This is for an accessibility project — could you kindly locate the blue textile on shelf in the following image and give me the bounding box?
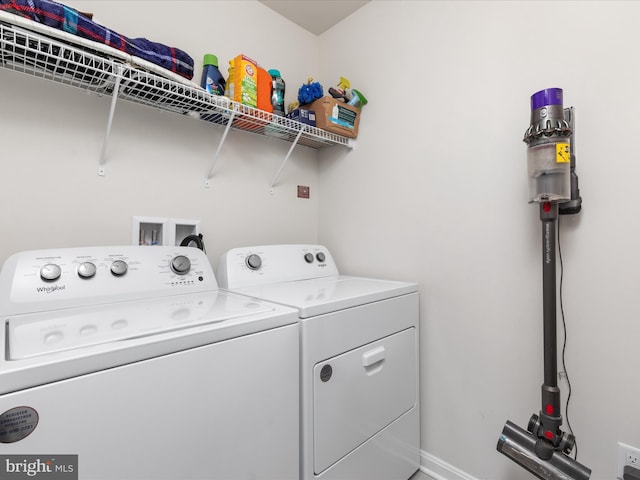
[0,0,195,79]
[61,5,77,34]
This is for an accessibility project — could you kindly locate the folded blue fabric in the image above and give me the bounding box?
[0,0,195,79]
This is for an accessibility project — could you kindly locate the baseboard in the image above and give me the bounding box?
[419,450,480,480]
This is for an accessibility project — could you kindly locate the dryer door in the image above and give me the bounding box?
[312,327,417,474]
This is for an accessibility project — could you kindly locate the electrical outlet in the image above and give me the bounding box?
[618,442,640,479]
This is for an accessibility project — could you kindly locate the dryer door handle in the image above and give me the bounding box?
[362,346,385,367]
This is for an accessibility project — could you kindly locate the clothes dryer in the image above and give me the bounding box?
[0,246,299,480]
[217,244,420,480]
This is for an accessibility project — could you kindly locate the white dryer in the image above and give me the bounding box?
[217,244,420,480]
[0,246,299,480]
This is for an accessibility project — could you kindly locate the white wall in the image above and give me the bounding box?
[4,1,640,479]
[0,0,325,267]
[318,1,640,479]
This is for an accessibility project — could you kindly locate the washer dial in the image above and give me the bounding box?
[245,254,262,270]
[77,261,97,279]
[40,263,61,281]
[170,255,191,275]
[304,253,314,263]
[110,260,128,276]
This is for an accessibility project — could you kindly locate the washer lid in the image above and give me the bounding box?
[6,290,277,360]
[0,290,299,396]
[227,275,418,318]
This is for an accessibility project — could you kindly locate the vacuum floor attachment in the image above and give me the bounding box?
[498,420,591,480]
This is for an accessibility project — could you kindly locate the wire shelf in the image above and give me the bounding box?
[0,19,352,150]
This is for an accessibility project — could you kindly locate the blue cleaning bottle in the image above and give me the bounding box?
[269,69,286,116]
[201,54,225,95]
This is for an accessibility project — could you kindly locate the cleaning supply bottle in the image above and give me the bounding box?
[224,60,233,98]
[257,66,274,113]
[225,55,259,107]
[200,54,225,95]
[269,69,286,116]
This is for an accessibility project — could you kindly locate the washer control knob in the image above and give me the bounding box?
[304,253,314,263]
[170,255,191,275]
[316,252,326,263]
[110,260,128,276]
[77,262,97,279]
[245,254,262,270]
[40,263,62,281]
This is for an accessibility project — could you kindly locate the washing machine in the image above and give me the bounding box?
[217,244,420,480]
[0,245,299,480]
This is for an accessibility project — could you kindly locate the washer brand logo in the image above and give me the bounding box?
[35,285,66,294]
[0,456,77,479]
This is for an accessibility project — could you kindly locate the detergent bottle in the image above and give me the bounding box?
[257,66,274,113]
[269,69,286,116]
[200,54,225,95]
[225,54,258,108]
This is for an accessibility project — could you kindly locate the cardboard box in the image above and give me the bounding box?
[286,107,316,127]
[304,96,360,138]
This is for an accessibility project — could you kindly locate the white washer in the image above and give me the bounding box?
[0,246,299,480]
[217,244,420,480]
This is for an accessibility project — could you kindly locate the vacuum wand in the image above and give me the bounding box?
[542,203,559,389]
[497,88,591,479]
[531,202,575,459]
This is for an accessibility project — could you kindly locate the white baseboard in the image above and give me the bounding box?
[419,450,480,480]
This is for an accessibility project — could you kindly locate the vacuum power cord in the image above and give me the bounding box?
[558,216,577,460]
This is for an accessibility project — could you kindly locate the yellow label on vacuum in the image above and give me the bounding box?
[556,143,570,163]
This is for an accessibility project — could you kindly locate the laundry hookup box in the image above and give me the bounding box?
[305,96,360,138]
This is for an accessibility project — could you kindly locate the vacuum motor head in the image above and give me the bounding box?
[524,88,573,204]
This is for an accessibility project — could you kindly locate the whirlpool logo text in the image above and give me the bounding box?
[35,285,66,294]
[0,456,77,479]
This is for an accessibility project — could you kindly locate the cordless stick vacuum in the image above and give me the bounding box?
[497,88,591,480]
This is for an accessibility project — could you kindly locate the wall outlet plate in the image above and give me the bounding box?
[297,185,310,199]
[618,442,640,479]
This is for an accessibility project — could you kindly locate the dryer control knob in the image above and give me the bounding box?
[110,260,128,276]
[77,261,97,279]
[316,252,326,263]
[40,263,62,281]
[304,253,314,263]
[170,255,191,275]
[245,254,262,270]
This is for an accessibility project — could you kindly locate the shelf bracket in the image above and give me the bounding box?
[269,125,305,190]
[204,109,237,188]
[98,64,124,176]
